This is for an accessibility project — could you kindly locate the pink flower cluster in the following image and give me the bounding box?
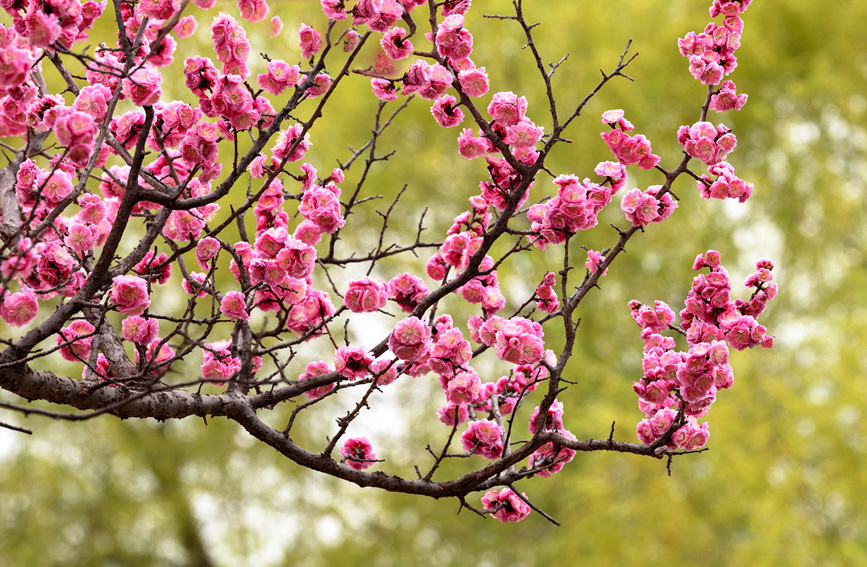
[344,276,388,313]
[54,108,98,167]
[298,23,322,59]
[350,0,402,32]
[211,13,250,78]
[678,121,737,166]
[487,91,544,161]
[428,324,472,378]
[709,80,748,112]
[334,346,374,380]
[340,437,376,470]
[585,250,608,276]
[1,0,105,50]
[401,59,452,101]
[527,172,620,249]
[122,315,159,344]
[201,339,260,385]
[387,272,428,313]
[109,275,151,316]
[435,14,473,64]
[620,185,678,227]
[461,419,503,460]
[388,316,432,361]
[299,360,336,399]
[481,488,531,523]
[535,272,560,314]
[600,109,660,170]
[682,251,776,351]
[678,1,750,85]
[697,161,753,202]
[630,251,777,449]
[529,429,577,478]
[381,26,413,61]
[257,60,300,96]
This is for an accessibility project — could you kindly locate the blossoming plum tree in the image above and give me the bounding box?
[0,0,776,523]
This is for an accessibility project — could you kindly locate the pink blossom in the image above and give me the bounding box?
[678,121,737,165]
[445,369,481,405]
[505,118,543,148]
[54,109,97,166]
[487,91,527,127]
[270,16,283,37]
[0,290,39,327]
[299,360,336,399]
[72,84,111,123]
[201,340,240,385]
[220,291,250,321]
[620,188,660,226]
[458,67,489,97]
[601,109,634,131]
[0,239,37,281]
[428,327,472,377]
[381,26,413,60]
[528,399,565,433]
[535,271,560,314]
[110,275,150,316]
[334,346,373,380]
[585,249,608,276]
[177,15,197,38]
[457,128,490,159]
[273,123,311,163]
[435,14,473,62]
[340,437,376,470]
[211,74,256,130]
[122,66,162,107]
[343,29,360,51]
[0,45,34,87]
[139,0,179,20]
[630,300,676,334]
[57,320,95,362]
[257,60,300,96]
[122,316,159,344]
[430,94,464,128]
[371,78,398,101]
[697,161,753,202]
[461,419,503,459]
[387,272,428,313]
[306,73,332,98]
[344,276,388,313]
[36,169,73,207]
[371,358,399,386]
[182,272,209,297]
[494,317,545,365]
[285,287,334,335]
[320,0,347,20]
[163,210,206,242]
[294,220,323,245]
[184,56,219,99]
[709,80,748,111]
[238,0,269,22]
[298,23,323,59]
[275,237,316,279]
[437,402,469,426]
[64,222,96,254]
[481,488,531,523]
[529,429,577,477]
[388,316,432,361]
[211,13,251,78]
[135,251,172,284]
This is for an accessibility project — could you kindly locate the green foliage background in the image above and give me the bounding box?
[2,1,867,566]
